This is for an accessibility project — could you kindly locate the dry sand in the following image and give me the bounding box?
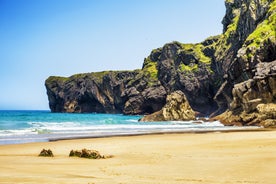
[0,131,276,184]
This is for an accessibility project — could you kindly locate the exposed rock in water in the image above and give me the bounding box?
[39,149,54,157]
[139,91,195,122]
[45,0,276,126]
[69,149,105,159]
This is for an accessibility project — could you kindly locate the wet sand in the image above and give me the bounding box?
[0,130,276,184]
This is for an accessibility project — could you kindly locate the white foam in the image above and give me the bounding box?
[0,119,261,145]
[1,120,225,136]
[126,119,139,122]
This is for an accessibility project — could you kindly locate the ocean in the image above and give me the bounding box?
[0,110,259,145]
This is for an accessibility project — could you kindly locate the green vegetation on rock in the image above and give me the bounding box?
[179,63,198,72]
[225,0,234,3]
[214,5,240,60]
[181,43,212,64]
[91,71,111,82]
[144,62,158,79]
[70,73,88,80]
[141,57,158,81]
[260,0,269,5]
[226,11,239,38]
[175,40,215,73]
[69,70,135,84]
[246,20,275,47]
[126,57,159,87]
[46,76,68,85]
[241,0,276,61]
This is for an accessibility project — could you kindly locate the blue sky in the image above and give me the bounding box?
[0,0,225,110]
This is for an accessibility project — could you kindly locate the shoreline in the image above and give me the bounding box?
[0,124,266,145]
[0,130,276,183]
[48,126,267,142]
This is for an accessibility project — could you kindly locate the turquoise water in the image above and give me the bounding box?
[0,110,257,145]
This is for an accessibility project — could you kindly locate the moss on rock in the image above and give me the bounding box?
[46,76,68,85]
[180,43,212,64]
[143,59,158,79]
[179,63,198,72]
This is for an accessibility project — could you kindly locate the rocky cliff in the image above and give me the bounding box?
[212,0,276,116]
[45,0,276,126]
[210,0,276,126]
[213,60,276,126]
[46,39,219,116]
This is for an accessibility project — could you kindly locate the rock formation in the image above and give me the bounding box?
[209,0,276,126]
[69,149,105,159]
[39,149,54,157]
[212,0,276,116]
[46,71,141,113]
[45,0,276,126]
[139,91,195,122]
[212,61,276,127]
[45,40,218,116]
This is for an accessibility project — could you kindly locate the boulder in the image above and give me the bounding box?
[139,90,195,122]
[38,149,54,157]
[69,149,104,159]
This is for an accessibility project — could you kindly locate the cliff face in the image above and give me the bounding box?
[45,0,276,126]
[46,40,217,115]
[213,0,276,115]
[45,71,139,113]
[211,0,276,126]
[213,60,276,126]
[142,40,220,116]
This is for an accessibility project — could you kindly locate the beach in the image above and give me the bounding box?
[0,130,276,184]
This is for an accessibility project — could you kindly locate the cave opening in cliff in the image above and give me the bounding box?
[79,97,105,113]
[143,106,154,114]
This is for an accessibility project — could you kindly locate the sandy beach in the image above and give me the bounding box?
[0,130,276,184]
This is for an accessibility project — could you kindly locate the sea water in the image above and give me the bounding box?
[0,110,259,145]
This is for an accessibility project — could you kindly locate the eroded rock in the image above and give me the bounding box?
[69,149,105,159]
[139,91,195,122]
[39,149,54,157]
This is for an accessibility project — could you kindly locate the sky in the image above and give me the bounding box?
[0,0,225,110]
